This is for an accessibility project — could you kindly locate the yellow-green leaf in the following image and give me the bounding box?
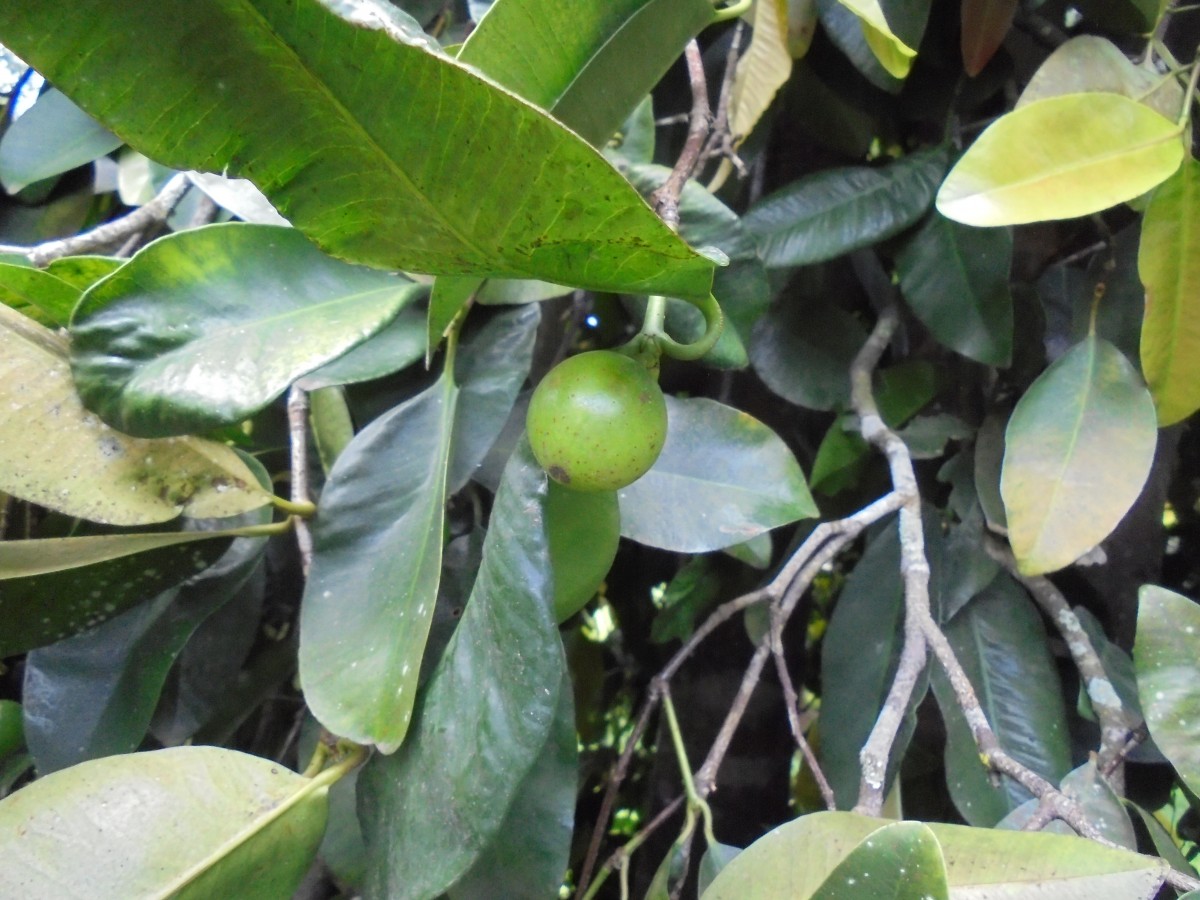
[0,305,269,525]
[1000,336,1157,575]
[787,0,818,57]
[937,93,1184,226]
[1139,158,1200,426]
[837,0,916,78]
[729,0,794,144]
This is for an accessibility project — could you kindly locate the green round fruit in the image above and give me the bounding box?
[527,350,667,492]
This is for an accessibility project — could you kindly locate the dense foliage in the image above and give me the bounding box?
[1,0,1200,898]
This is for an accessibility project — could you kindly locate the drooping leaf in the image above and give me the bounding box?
[300,373,457,752]
[745,146,950,267]
[0,746,329,900]
[0,304,268,525]
[937,93,1184,227]
[702,811,1166,899]
[810,822,949,899]
[932,575,1072,826]
[360,440,565,899]
[0,0,717,301]
[0,263,79,326]
[618,396,817,552]
[1135,585,1200,798]
[69,224,428,437]
[1001,335,1157,575]
[897,213,1013,366]
[0,88,122,193]
[836,0,917,79]
[815,0,904,93]
[729,0,793,146]
[960,0,1017,76]
[1139,158,1200,426]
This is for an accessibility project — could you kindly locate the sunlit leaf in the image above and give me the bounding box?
[0,304,268,525]
[1139,158,1200,425]
[0,263,79,326]
[937,93,1184,227]
[1001,335,1156,574]
[0,746,329,899]
[69,224,428,437]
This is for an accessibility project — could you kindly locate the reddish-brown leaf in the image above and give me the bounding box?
[961,0,1018,76]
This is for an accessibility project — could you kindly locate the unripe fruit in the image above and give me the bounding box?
[527,350,667,492]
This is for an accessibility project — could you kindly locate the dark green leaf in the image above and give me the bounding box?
[815,0,905,92]
[0,88,122,193]
[618,396,817,552]
[300,373,456,752]
[70,224,428,436]
[897,213,1013,366]
[546,482,620,623]
[933,575,1072,826]
[0,0,716,300]
[360,440,565,899]
[745,145,950,267]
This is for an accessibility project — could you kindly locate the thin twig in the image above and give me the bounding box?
[287,385,315,575]
[579,795,685,900]
[650,40,710,228]
[700,21,747,181]
[0,172,191,266]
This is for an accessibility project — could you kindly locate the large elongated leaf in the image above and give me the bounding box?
[932,575,1072,826]
[0,305,268,525]
[617,396,817,552]
[360,440,565,899]
[744,146,950,267]
[1001,335,1157,575]
[937,93,1184,227]
[1139,159,1200,426]
[728,0,793,145]
[69,224,427,437]
[897,213,1013,366]
[300,373,457,752]
[0,88,122,193]
[0,746,329,899]
[702,811,1166,899]
[0,0,716,300]
[1135,585,1200,798]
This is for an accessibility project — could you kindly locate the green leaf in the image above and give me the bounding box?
[0,88,122,193]
[1139,158,1200,425]
[0,746,329,899]
[460,0,714,149]
[546,482,620,623]
[932,575,1072,826]
[937,93,1185,227]
[0,304,269,524]
[897,213,1013,366]
[427,275,480,364]
[0,263,80,326]
[69,224,428,437]
[729,0,793,145]
[296,305,427,390]
[617,396,817,552]
[1123,799,1198,878]
[702,811,1167,899]
[999,761,1136,849]
[449,671,576,899]
[836,1,917,79]
[810,822,949,899]
[745,146,950,267]
[1000,335,1157,575]
[300,373,456,752]
[0,0,716,301]
[0,701,25,761]
[44,256,123,292]
[360,440,565,899]
[816,0,904,93]
[960,0,1017,76]
[1135,585,1200,798]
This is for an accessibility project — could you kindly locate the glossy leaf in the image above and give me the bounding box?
[296,305,426,390]
[546,482,620,623]
[999,761,1135,849]
[897,213,1013,366]
[1135,585,1200,797]
[0,263,79,326]
[810,822,949,899]
[0,0,717,301]
[0,746,329,899]
[1001,335,1156,575]
[1139,158,1200,425]
[937,93,1184,227]
[836,1,917,79]
[933,575,1071,826]
[745,146,950,267]
[69,224,428,437]
[427,275,479,364]
[729,0,793,145]
[702,811,1166,899]
[300,373,457,752]
[816,0,903,94]
[43,256,123,292]
[617,396,817,552]
[960,0,1017,76]
[0,304,268,524]
[360,441,565,899]
[0,88,122,193]
[186,171,289,226]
